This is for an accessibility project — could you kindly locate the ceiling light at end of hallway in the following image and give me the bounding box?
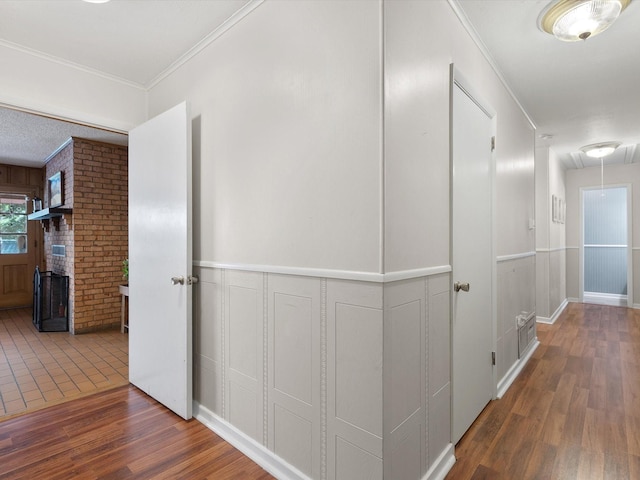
[580,141,621,158]
[82,0,111,4]
[538,0,630,42]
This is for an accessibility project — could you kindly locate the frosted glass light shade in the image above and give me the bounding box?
[580,142,621,158]
[539,0,630,41]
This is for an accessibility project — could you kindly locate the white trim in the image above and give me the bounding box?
[496,339,539,398]
[194,261,451,283]
[379,0,386,275]
[383,265,452,282]
[0,38,145,90]
[584,244,628,248]
[496,251,535,262]
[445,1,536,130]
[0,99,134,134]
[536,247,566,253]
[146,0,264,89]
[536,298,568,325]
[583,292,628,307]
[194,402,311,480]
[423,443,456,480]
[44,137,73,164]
[568,297,581,303]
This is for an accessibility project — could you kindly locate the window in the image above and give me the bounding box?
[0,194,28,254]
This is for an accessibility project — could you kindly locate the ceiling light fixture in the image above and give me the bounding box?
[580,141,621,158]
[82,0,111,3]
[538,0,630,41]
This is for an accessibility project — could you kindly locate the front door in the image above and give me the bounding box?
[451,78,494,444]
[128,101,193,420]
[0,193,39,308]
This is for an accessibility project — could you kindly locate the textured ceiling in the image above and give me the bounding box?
[0,108,128,168]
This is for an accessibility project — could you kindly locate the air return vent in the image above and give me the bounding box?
[52,245,66,257]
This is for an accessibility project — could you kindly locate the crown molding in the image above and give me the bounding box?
[146,0,265,90]
[0,39,145,91]
[446,0,537,130]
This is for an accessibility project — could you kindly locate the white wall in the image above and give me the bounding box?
[148,0,383,273]
[0,42,146,131]
[566,162,640,304]
[536,147,567,322]
[0,0,537,478]
[150,1,536,478]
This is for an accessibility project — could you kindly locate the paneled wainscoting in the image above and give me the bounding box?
[192,266,453,480]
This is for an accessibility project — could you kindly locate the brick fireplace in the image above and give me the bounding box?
[42,137,128,333]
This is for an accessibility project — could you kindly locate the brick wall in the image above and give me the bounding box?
[44,140,75,327]
[44,138,128,333]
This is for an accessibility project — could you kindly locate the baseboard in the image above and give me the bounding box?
[193,402,310,480]
[583,292,628,307]
[423,443,456,480]
[496,339,540,398]
[536,298,568,325]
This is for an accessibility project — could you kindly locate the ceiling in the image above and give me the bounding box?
[0,0,253,168]
[0,0,638,170]
[454,0,640,169]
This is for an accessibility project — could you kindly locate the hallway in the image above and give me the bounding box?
[447,302,640,479]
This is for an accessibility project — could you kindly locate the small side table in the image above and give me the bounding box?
[119,284,129,333]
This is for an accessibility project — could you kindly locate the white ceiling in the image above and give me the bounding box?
[0,0,638,170]
[453,0,640,169]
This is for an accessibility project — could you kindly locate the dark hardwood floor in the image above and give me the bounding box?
[446,302,640,479]
[0,384,274,479]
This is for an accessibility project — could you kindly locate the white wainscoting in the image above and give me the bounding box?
[193,266,454,480]
[496,254,536,395]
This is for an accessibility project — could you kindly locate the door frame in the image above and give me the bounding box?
[450,65,498,441]
[579,183,633,306]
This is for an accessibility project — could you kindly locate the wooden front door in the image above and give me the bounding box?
[0,193,40,308]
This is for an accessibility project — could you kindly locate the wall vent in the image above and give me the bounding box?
[52,245,66,257]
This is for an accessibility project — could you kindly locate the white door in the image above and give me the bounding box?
[128,102,193,419]
[452,80,494,444]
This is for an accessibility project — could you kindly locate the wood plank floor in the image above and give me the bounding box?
[0,384,275,479]
[446,302,640,479]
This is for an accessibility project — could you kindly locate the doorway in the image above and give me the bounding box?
[0,192,40,309]
[581,185,631,307]
[451,69,496,444]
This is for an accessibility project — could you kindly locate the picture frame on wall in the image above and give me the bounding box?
[48,171,64,208]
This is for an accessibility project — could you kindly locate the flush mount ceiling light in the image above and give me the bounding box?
[538,0,630,41]
[580,141,621,158]
[82,0,111,3]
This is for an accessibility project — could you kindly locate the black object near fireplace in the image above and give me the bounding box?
[33,266,69,332]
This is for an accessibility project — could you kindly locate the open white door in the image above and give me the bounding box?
[128,102,193,419]
[452,78,494,443]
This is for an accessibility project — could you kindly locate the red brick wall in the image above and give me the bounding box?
[44,140,75,327]
[44,138,128,333]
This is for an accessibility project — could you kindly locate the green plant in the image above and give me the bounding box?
[122,258,129,282]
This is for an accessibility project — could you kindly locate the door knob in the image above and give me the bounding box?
[454,281,470,292]
[171,276,185,285]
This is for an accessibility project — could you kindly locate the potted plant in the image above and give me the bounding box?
[119,259,129,296]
